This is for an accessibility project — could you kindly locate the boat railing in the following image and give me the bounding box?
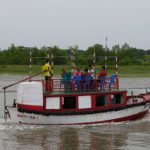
[33,76,119,93]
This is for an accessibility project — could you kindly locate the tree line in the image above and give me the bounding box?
[0,43,150,66]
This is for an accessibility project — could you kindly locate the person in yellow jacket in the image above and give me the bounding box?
[42,59,52,81]
[42,59,52,91]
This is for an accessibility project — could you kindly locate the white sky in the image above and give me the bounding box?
[0,0,150,50]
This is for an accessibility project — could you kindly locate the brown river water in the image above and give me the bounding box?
[0,74,150,150]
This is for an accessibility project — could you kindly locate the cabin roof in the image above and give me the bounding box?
[44,89,127,96]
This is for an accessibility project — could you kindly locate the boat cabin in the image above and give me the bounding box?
[16,76,129,115]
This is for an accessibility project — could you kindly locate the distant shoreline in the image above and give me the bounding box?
[1,65,150,77]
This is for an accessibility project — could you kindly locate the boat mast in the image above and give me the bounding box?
[115,47,118,75]
[71,47,76,72]
[105,37,108,68]
[29,48,32,81]
[51,53,54,75]
[93,48,96,79]
[93,48,96,69]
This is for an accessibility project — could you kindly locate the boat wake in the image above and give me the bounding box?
[0,117,45,131]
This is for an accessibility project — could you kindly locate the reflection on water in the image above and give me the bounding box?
[0,75,150,150]
[1,119,150,150]
[58,128,79,150]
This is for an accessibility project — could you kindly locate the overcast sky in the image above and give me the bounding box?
[0,0,150,50]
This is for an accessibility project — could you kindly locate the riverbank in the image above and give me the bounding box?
[1,65,150,77]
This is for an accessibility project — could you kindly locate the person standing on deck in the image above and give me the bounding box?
[72,66,82,76]
[98,66,107,78]
[42,59,52,91]
[88,64,95,79]
[97,66,107,90]
[42,59,52,80]
[61,68,71,91]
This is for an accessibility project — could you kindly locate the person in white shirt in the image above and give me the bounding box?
[88,64,95,79]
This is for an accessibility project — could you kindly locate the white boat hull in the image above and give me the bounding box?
[7,103,150,125]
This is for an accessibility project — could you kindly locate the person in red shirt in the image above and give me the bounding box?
[72,66,83,76]
[98,66,107,78]
[97,66,107,90]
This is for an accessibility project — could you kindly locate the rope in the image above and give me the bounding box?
[3,71,44,90]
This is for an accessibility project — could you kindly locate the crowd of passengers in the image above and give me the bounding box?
[42,59,107,82]
[61,65,107,81]
[60,65,109,91]
[42,59,116,91]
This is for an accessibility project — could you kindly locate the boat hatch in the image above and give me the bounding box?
[96,95,108,107]
[112,93,123,104]
[62,96,76,109]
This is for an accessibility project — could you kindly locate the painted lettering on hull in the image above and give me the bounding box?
[17,114,38,120]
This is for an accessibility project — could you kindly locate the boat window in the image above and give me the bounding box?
[78,96,91,109]
[46,97,60,109]
[112,94,123,104]
[62,96,76,109]
[96,95,108,107]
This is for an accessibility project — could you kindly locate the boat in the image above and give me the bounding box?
[3,73,150,125]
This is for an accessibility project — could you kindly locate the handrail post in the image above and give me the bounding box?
[146,88,148,94]
[3,88,7,121]
[116,77,119,90]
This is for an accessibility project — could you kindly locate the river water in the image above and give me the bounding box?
[0,74,150,150]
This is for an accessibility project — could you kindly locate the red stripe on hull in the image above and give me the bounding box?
[99,109,149,124]
[17,104,43,111]
[18,109,149,125]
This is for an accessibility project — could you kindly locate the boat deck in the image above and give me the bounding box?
[38,77,120,96]
[44,89,121,96]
